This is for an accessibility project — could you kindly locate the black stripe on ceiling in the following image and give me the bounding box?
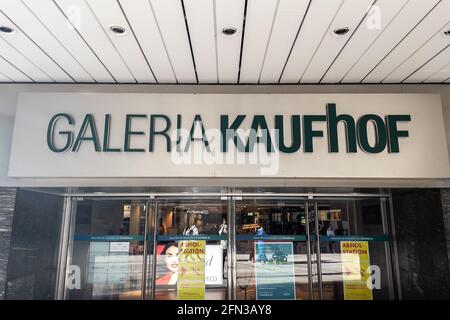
[320,0,378,84]
[360,0,443,83]
[237,0,248,84]
[116,0,157,84]
[180,0,199,84]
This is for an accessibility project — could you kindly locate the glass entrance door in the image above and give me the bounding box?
[64,198,152,300]
[234,198,311,300]
[151,198,230,300]
[62,194,395,300]
[308,198,394,300]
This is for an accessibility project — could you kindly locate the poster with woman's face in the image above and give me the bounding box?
[155,243,224,286]
[156,243,179,285]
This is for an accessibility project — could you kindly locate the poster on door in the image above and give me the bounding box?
[177,240,206,300]
[340,241,373,300]
[254,242,296,300]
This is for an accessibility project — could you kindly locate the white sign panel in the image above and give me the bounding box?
[109,242,130,253]
[8,93,450,178]
[205,245,223,286]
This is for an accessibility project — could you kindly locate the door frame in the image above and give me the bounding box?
[55,191,397,300]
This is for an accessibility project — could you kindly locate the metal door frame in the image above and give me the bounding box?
[149,195,232,300]
[55,191,397,300]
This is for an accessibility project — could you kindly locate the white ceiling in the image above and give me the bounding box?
[0,0,449,84]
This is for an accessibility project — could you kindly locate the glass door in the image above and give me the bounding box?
[151,198,230,300]
[62,194,395,300]
[234,198,311,300]
[64,198,152,300]
[308,198,394,300]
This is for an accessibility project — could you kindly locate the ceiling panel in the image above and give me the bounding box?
[301,0,374,83]
[0,72,11,82]
[150,0,197,83]
[184,0,217,83]
[259,0,309,84]
[239,0,278,83]
[384,23,450,83]
[405,45,450,83]
[366,0,450,83]
[280,0,343,83]
[86,0,155,83]
[421,49,450,83]
[322,0,408,83]
[0,0,447,85]
[0,0,93,82]
[0,36,52,82]
[23,0,114,83]
[56,0,135,83]
[0,55,30,82]
[119,0,176,83]
[342,0,440,83]
[215,0,245,83]
[0,11,70,82]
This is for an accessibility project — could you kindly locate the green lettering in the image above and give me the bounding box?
[72,114,101,152]
[220,115,246,152]
[103,114,121,152]
[386,115,411,153]
[184,114,210,152]
[304,115,326,153]
[327,103,357,153]
[149,114,172,152]
[357,115,387,153]
[124,114,146,152]
[275,115,301,153]
[47,113,74,153]
[245,115,273,152]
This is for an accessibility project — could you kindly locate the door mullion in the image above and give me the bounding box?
[141,200,150,300]
[313,202,324,300]
[149,200,159,300]
[305,201,314,300]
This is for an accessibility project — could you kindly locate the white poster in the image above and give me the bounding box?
[109,242,130,253]
[205,245,223,286]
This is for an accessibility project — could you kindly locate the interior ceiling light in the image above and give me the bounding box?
[0,26,14,34]
[222,27,237,36]
[110,25,126,35]
[333,27,350,36]
[444,30,450,37]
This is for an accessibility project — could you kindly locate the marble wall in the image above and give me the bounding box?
[440,189,450,274]
[4,189,63,299]
[0,188,16,300]
[392,189,450,299]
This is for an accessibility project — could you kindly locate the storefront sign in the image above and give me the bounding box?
[44,103,410,154]
[177,240,206,300]
[9,93,450,178]
[255,242,296,300]
[340,241,373,300]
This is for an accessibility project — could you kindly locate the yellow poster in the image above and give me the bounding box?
[177,240,206,300]
[340,241,373,300]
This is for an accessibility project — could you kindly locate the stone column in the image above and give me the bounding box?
[0,188,17,300]
[440,189,450,274]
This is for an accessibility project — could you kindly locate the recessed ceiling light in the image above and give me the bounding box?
[443,30,450,37]
[0,26,15,34]
[110,25,126,35]
[333,27,350,36]
[222,27,237,36]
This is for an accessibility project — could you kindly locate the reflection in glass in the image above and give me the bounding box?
[66,200,147,300]
[155,202,228,300]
